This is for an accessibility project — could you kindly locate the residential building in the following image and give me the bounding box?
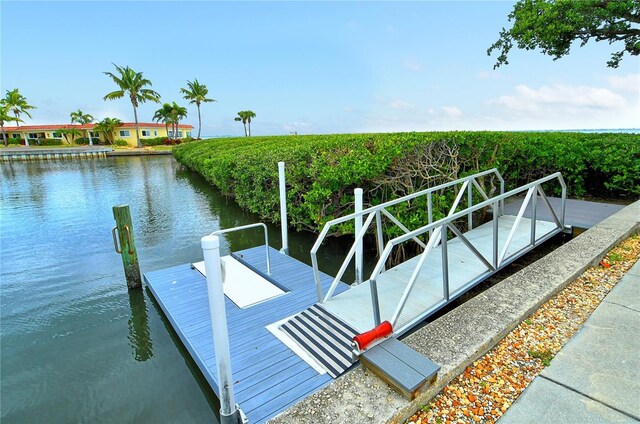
[1,122,194,147]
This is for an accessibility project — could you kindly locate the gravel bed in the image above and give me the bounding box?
[406,234,640,424]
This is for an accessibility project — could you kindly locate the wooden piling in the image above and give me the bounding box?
[112,204,142,289]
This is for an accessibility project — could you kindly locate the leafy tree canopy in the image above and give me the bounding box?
[488,0,640,68]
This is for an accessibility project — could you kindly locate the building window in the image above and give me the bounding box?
[178,131,183,138]
[168,131,173,138]
[141,130,151,137]
[154,130,158,136]
[119,130,130,137]
[51,132,62,138]
[186,131,192,138]
[28,133,39,139]
[12,133,20,139]
[90,132,100,138]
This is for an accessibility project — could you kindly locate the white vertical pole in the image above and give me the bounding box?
[354,188,363,285]
[24,133,29,147]
[278,162,289,254]
[201,235,243,424]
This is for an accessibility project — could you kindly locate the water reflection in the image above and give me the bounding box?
[127,289,153,362]
[146,288,221,423]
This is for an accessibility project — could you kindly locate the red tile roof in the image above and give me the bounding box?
[2,122,194,131]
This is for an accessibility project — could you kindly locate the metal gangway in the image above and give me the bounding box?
[311,168,567,336]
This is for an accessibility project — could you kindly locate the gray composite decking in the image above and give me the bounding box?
[505,196,625,229]
[144,246,350,424]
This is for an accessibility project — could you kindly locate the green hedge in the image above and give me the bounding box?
[173,132,639,234]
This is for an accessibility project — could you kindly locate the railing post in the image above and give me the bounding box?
[201,235,245,424]
[370,279,381,326]
[278,162,289,255]
[531,187,537,246]
[354,188,363,285]
[427,191,433,239]
[375,210,385,272]
[493,200,499,269]
[441,225,449,301]
[467,180,473,230]
[112,204,141,289]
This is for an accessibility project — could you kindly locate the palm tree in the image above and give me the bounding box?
[58,127,82,145]
[170,102,188,139]
[3,89,36,128]
[93,117,122,144]
[103,64,161,148]
[234,112,248,137]
[4,89,36,146]
[70,109,95,145]
[0,103,23,146]
[153,103,173,139]
[180,79,215,139]
[245,110,256,137]
[234,110,256,137]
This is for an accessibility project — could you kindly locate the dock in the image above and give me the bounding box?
[144,167,576,423]
[145,247,350,423]
[0,146,112,160]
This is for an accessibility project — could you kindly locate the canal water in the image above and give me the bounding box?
[0,156,355,423]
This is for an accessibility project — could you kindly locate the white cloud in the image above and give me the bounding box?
[282,121,311,133]
[606,73,640,93]
[404,58,424,72]
[441,106,463,118]
[389,100,413,110]
[343,106,353,113]
[492,84,626,114]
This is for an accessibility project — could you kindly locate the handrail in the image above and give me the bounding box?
[310,168,505,302]
[211,223,271,275]
[369,172,566,327]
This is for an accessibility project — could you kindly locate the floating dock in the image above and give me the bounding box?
[145,168,571,423]
[145,247,350,423]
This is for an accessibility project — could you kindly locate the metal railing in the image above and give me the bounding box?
[310,168,505,303]
[211,223,272,275]
[311,169,566,332]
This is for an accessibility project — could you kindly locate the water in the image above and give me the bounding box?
[0,156,354,423]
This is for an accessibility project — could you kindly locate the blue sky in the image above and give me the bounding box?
[2,1,638,136]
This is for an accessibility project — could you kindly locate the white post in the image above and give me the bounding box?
[354,188,363,285]
[24,132,29,147]
[88,130,93,146]
[278,162,289,254]
[201,235,244,424]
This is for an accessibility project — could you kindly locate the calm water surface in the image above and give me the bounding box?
[0,156,352,423]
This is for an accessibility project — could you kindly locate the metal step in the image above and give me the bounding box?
[279,304,359,378]
[360,337,440,400]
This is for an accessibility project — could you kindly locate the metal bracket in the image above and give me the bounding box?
[111,225,134,254]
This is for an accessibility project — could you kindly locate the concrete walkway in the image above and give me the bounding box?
[499,261,640,423]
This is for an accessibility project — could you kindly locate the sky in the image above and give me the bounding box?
[1,1,639,137]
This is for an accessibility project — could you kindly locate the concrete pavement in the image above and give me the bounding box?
[499,261,640,423]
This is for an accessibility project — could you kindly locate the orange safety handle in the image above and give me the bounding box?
[353,321,393,351]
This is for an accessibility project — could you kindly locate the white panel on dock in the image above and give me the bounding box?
[192,256,285,308]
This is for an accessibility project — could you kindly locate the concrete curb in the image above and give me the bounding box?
[269,200,640,424]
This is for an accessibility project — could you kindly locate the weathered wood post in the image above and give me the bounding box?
[112,204,141,289]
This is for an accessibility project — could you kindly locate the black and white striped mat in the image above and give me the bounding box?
[279,304,359,378]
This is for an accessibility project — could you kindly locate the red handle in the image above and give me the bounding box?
[353,321,393,350]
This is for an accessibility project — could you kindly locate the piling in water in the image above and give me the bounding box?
[112,204,142,289]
